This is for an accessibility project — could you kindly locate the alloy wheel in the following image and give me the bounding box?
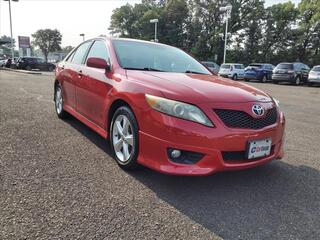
[55,87,63,114]
[262,75,267,83]
[112,115,134,162]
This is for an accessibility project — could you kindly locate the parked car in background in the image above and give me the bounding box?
[218,63,245,80]
[16,57,56,71]
[0,58,6,67]
[202,61,220,74]
[307,65,320,86]
[4,58,12,68]
[244,63,275,83]
[272,62,310,85]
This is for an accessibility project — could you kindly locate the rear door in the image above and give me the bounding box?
[76,40,113,127]
[61,41,92,110]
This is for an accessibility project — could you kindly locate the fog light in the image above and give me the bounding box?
[171,149,182,158]
[167,148,204,164]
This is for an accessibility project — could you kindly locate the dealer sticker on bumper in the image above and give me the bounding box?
[247,138,272,159]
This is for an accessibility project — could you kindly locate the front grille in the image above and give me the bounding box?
[222,146,275,162]
[214,107,277,129]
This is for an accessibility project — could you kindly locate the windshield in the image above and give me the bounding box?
[312,66,320,72]
[277,63,293,69]
[221,64,231,69]
[112,39,210,75]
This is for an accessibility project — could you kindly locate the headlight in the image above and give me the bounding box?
[273,97,280,108]
[145,94,214,127]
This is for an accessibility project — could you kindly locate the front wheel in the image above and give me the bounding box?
[110,106,139,170]
[261,75,267,83]
[294,76,301,86]
[232,74,238,80]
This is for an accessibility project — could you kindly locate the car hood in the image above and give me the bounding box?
[126,71,272,103]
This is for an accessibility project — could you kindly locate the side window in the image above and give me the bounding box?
[86,40,110,62]
[65,50,76,62]
[71,41,92,65]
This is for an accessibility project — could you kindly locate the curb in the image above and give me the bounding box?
[0,67,42,75]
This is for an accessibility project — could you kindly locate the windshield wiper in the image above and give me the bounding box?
[185,70,209,75]
[123,67,164,72]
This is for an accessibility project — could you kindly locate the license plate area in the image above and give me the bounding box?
[246,138,272,159]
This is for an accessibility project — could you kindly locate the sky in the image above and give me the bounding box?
[0,0,301,49]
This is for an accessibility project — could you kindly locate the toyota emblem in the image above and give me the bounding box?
[252,105,264,116]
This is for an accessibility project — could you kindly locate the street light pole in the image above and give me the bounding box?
[150,19,159,42]
[4,0,18,60]
[219,5,232,64]
[80,33,85,41]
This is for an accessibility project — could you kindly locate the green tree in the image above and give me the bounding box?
[61,46,74,54]
[32,29,62,62]
[296,0,320,64]
[260,2,298,63]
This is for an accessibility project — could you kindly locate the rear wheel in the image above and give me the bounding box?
[54,83,68,119]
[48,66,54,72]
[110,106,139,170]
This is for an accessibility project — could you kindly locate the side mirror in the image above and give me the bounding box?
[87,57,111,71]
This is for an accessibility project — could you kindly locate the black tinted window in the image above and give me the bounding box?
[86,40,109,62]
[277,64,293,70]
[72,41,92,65]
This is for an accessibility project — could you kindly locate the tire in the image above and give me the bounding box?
[307,81,313,87]
[110,106,139,170]
[244,78,249,82]
[261,75,267,83]
[48,66,54,72]
[25,65,32,71]
[294,76,301,86]
[273,80,279,84]
[232,74,238,80]
[54,83,68,119]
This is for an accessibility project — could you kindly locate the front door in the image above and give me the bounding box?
[76,40,113,128]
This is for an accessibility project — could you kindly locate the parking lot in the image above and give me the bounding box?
[0,70,319,239]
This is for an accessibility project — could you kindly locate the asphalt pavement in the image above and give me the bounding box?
[0,70,319,240]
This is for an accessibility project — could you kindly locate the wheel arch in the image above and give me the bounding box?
[107,98,138,133]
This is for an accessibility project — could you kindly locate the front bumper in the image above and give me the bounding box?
[137,102,285,176]
[308,77,320,83]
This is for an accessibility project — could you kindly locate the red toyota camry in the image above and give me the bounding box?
[54,37,285,176]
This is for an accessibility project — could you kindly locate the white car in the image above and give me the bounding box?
[218,63,245,80]
[308,65,320,86]
[0,58,6,67]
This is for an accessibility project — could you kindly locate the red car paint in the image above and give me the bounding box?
[55,37,285,176]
